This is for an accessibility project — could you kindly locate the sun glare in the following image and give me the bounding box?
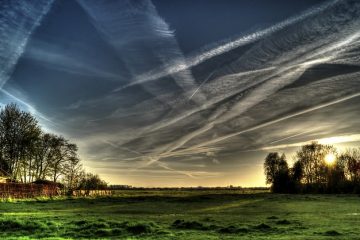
[324,153,336,165]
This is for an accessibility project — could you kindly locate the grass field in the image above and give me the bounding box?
[0,190,359,239]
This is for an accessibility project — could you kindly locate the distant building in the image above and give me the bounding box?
[0,168,11,183]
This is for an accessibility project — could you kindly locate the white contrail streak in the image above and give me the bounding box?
[77,0,206,103]
[144,67,360,165]
[268,128,319,145]
[144,1,360,164]
[261,134,360,150]
[0,0,54,88]
[117,0,340,89]
[190,92,360,149]
[101,139,143,156]
[0,89,55,124]
[140,92,360,160]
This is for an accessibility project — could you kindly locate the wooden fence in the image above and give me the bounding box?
[0,183,114,199]
[0,183,59,199]
[70,190,113,197]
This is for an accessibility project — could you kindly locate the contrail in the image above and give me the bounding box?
[145,65,360,165]
[154,64,314,158]
[145,2,360,163]
[0,0,54,88]
[116,0,340,90]
[268,128,319,145]
[101,139,143,156]
[141,91,360,159]
[189,92,360,150]
[156,162,196,179]
[0,88,55,125]
[24,42,121,80]
[189,70,216,100]
[261,134,360,151]
[77,0,206,103]
[148,66,276,133]
[188,67,275,100]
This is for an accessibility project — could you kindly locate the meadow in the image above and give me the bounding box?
[0,190,359,239]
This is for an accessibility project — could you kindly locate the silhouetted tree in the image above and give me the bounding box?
[264,152,290,193]
[33,133,60,181]
[291,160,303,183]
[326,158,345,193]
[337,148,360,193]
[339,148,360,183]
[0,103,101,192]
[263,143,360,193]
[296,142,337,185]
[288,160,303,193]
[79,173,107,190]
[48,138,78,183]
[63,156,84,191]
[0,104,41,181]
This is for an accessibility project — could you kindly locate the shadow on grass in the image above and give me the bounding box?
[67,219,168,238]
[0,219,58,238]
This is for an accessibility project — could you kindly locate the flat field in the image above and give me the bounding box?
[0,190,359,239]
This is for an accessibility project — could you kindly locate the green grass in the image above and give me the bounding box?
[0,190,359,239]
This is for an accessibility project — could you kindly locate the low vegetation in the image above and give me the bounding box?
[0,103,106,193]
[0,190,358,239]
[0,103,358,239]
[264,142,360,193]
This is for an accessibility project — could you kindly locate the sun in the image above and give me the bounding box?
[324,153,336,165]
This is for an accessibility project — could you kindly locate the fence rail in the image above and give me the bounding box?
[0,183,59,199]
[0,183,114,199]
[70,190,113,197]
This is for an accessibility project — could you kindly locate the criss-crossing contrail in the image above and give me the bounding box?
[77,0,206,104]
[162,91,360,159]
[116,0,340,90]
[0,89,55,125]
[132,0,360,169]
[5,0,357,181]
[0,0,54,88]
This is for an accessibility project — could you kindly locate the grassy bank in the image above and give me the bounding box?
[0,190,359,239]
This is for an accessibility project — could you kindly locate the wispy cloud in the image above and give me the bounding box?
[77,0,206,104]
[261,134,360,150]
[116,0,340,89]
[0,0,54,87]
[51,0,360,181]
[133,0,360,168]
[7,0,360,184]
[0,88,55,126]
[23,41,121,80]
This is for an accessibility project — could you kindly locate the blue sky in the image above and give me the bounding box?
[1,0,360,187]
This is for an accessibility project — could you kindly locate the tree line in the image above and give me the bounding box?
[0,103,106,191]
[264,142,360,193]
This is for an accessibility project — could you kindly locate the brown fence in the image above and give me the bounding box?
[0,183,59,199]
[70,190,113,197]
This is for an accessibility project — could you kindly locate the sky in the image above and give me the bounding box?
[1,0,360,187]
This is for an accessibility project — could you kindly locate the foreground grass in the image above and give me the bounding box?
[0,190,359,239]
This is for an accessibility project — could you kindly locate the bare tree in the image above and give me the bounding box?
[339,148,360,183]
[0,104,41,182]
[264,152,289,192]
[296,142,337,184]
[63,158,84,191]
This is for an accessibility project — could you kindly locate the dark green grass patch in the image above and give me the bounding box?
[172,219,210,230]
[0,219,58,238]
[66,219,164,238]
[323,230,342,236]
[276,219,291,225]
[254,223,272,230]
[218,225,249,234]
[0,191,358,239]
